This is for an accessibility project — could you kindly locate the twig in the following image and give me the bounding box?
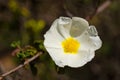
[86,0,111,20]
[0,52,42,80]
[96,0,111,14]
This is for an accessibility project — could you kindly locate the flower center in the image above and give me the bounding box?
[61,37,80,54]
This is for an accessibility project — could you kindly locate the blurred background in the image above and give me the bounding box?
[0,0,120,80]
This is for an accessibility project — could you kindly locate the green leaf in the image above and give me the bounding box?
[34,40,46,52]
[11,41,21,48]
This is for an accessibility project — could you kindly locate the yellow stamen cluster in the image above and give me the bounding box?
[61,37,80,54]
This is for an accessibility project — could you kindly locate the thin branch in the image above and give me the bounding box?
[96,0,111,14]
[86,0,111,20]
[0,52,42,80]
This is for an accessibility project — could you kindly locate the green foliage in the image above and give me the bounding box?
[11,39,46,63]
[16,46,37,61]
[11,39,49,77]
[17,48,36,58]
[34,40,46,52]
[24,19,46,33]
[11,41,21,48]
[21,7,30,17]
[8,0,19,12]
[8,0,30,17]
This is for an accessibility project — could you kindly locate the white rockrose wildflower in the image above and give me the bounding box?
[44,17,102,68]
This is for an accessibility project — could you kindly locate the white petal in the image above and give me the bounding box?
[75,26,102,51]
[87,25,98,36]
[45,47,66,67]
[89,36,102,50]
[57,17,72,38]
[75,31,93,50]
[88,26,102,50]
[66,50,95,67]
[44,19,63,48]
[70,17,89,37]
[45,45,95,68]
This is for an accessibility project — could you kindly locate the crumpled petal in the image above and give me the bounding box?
[70,17,89,37]
[88,25,102,50]
[75,26,102,51]
[44,19,63,48]
[57,17,72,38]
[88,25,98,36]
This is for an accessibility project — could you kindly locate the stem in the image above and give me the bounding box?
[0,52,42,80]
[86,0,111,20]
[96,0,111,14]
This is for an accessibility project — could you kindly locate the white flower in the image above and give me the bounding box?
[44,17,102,68]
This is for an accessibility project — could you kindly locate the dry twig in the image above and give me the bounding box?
[86,0,111,20]
[0,52,42,80]
[96,0,111,14]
